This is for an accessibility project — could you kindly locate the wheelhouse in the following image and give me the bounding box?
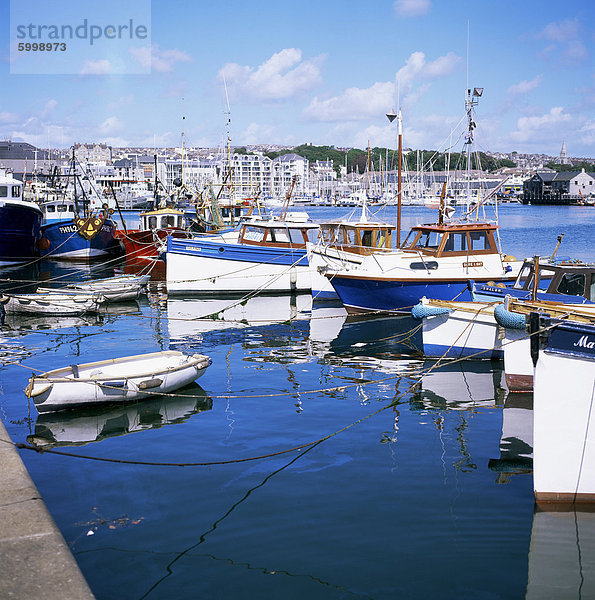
[513,259,595,301]
[140,208,186,231]
[42,200,76,221]
[318,221,394,255]
[238,220,319,249]
[401,223,500,257]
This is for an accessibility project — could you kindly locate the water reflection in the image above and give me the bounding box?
[489,392,533,481]
[26,383,212,448]
[0,262,41,294]
[412,360,507,411]
[330,313,422,357]
[167,294,313,341]
[2,312,103,331]
[526,507,595,599]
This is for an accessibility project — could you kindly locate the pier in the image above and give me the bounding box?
[0,418,95,600]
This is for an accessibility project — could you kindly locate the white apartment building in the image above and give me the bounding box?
[271,153,309,197]
[158,158,219,191]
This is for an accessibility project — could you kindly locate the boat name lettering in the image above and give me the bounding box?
[59,225,78,234]
[574,335,595,350]
[463,261,483,268]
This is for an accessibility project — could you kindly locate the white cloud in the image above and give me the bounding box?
[236,122,277,145]
[80,60,112,75]
[304,81,395,122]
[0,111,20,124]
[393,0,431,17]
[537,19,589,63]
[507,76,542,97]
[539,18,579,43]
[108,95,134,109]
[129,45,192,73]
[99,117,123,135]
[510,107,572,143]
[219,48,324,102]
[40,99,58,119]
[303,51,460,123]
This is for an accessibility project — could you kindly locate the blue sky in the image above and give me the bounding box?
[1,0,593,156]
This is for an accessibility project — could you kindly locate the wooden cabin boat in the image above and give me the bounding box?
[25,350,212,413]
[471,256,595,305]
[165,213,320,295]
[307,206,395,300]
[327,220,521,313]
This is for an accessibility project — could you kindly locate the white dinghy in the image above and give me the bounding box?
[1,291,107,315]
[37,274,150,303]
[25,350,212,413]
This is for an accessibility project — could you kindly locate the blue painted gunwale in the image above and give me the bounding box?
[542,317,595,362]
[167,236,309,267]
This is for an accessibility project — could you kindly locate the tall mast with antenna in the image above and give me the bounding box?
[181,97,186,187]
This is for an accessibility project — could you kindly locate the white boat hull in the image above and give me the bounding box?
[2,292,106,315]
[502,328,532,392]
[166,250,312,294]
[533,321,595,504]
[26,351,211,413]
[416,299,502,359]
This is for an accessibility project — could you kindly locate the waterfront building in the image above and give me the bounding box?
[523,169,595,204]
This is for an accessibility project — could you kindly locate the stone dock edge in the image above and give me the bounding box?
[0,418,95,599]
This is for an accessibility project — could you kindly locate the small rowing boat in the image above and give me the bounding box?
[37,274,150,303]
[25,350,212,413]
[1,291,107,315]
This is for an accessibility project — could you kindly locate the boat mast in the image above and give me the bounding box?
[386,107,402,246]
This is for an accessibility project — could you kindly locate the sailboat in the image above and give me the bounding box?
[325,88,521,313]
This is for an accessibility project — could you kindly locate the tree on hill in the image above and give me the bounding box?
[265,144,517,175]
[545,161,594,172]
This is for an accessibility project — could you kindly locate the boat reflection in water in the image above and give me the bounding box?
[526,507,595,599]
[2,312,104,331]
[27,383,212,448]
[411,360,507,412]
[0,261,40,294]
[166,293,313,342]
[489,392,533,482]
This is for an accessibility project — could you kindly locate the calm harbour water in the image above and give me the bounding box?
[1,204,594,599]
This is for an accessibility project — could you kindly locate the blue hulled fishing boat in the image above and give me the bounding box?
[0,168,43,265]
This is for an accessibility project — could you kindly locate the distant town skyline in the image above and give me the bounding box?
[2,0,592,156]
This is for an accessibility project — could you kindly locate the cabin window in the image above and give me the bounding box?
[536,268,555,291]
[590,279,595,301]
[177,216,184,228]
[0,186,7,198]
[361,230,373,247]
[443,232,468,252]
[514,266,533,289]
[163,216,175,227]
[270,228,291,243]
[413,231,444,250]
[12,186,21,198]
[57,204,69,212]
[46,205,56,213]
[469,231,490,251]
[148,216,158,229]
[377,230,390,248]
[289,228,306,245]
[556,273,585,296]
[243,226,265,242]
